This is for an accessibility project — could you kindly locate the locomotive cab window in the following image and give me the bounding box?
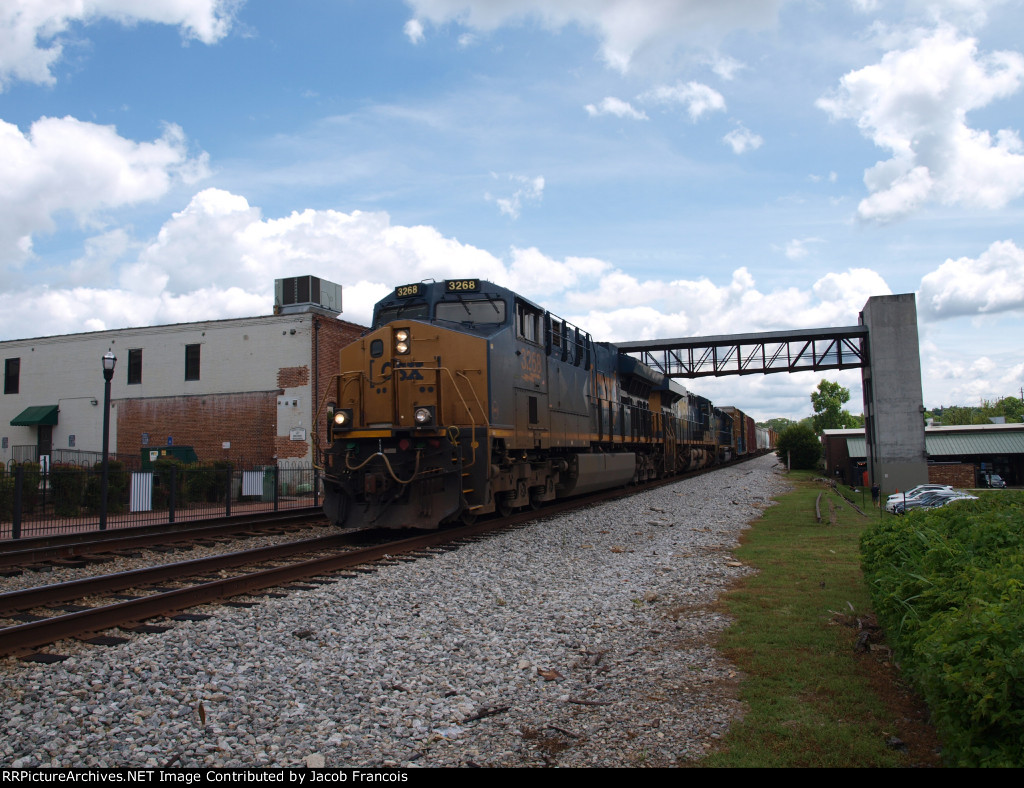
[374,302,430,328]
[435,297,506,325]
[516,300,541,344]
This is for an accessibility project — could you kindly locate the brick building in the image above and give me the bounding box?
[2,276,364,469]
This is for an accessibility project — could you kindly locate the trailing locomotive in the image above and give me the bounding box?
[318,279,772,529]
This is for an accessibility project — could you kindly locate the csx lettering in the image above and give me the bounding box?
[392,360,426,380]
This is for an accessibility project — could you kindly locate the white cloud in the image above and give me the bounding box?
[709,54,745,80]
[723,125,763,154]
[0,187,614,338]
[402,0,785,72]
[924,350,1024,407]
[562,265,891,342]
[912,0,1011,28]
[0,0,237,89]
[641,81,726,121]
[485,174,545,219]
[65,228,137,287]
[782,238,823,260]
[918,239,1024,319]
[584,97,648,120]
[817,26,1024,222]
[0,116,209,265]
[127,188,513,304]
[404,18,425,43]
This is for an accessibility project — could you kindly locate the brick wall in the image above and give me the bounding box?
[311,316,364,456]
[113,313,366,469]
[278,366,309,389]
[928,463,976,488]
[117,391,278,467]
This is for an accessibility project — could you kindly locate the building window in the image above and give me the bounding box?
[4,358,19,395]
[127,349,142,385]
[185,344,201,381]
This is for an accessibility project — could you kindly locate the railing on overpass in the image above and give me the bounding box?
[617,325,869,378]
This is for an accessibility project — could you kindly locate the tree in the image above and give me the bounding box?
[758,417,797,433]
[810,379,860,433]
[931,397,1023,425]
[985,396,1024,423]
[776,423,822,470]
[938,405,986,426]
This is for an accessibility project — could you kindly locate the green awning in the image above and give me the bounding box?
[10,405,59,426]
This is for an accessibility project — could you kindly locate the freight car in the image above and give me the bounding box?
[318,279,769,529]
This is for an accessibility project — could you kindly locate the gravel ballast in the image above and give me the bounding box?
[1,454,787,768]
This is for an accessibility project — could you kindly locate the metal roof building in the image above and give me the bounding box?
[823,423,1024,489]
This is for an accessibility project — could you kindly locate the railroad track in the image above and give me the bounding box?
[0,508,325,571]
[0,454,769,662]
[0,522,504,660]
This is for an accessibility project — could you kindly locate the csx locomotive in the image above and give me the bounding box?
[319,279,771,529]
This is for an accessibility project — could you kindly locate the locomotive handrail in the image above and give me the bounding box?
[311,370,370,472]
[311,374,344,472]
[446,366,489,470]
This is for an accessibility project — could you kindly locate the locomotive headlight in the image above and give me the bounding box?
[413,406,434,426]
[332,409,353,431]
[394,328,410,355]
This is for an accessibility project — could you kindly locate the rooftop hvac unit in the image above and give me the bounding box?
[274,275,343,314]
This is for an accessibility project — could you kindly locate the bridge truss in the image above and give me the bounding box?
[616,325,869,378]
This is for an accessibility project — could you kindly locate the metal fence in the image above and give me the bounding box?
[0,462,321,540]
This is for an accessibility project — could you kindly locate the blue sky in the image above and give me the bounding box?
[1,0,1023,420]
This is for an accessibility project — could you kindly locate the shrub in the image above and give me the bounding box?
[84,460,129,515]
[151,459,232,507]
[775,423,822,470]
[152,458,185,509]
[861,493,1024,766]
[0,473,12,521]
[51,464,87,517]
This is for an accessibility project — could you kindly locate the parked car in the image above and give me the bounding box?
[892,490,977,515]
[885,484,954,512]
[982,473,1007,488]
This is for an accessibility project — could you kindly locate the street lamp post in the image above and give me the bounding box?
[100,351,116,530]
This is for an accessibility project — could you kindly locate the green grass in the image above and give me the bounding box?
[699,470,933,767]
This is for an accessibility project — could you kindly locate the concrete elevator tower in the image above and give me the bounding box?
[859,294,928,495]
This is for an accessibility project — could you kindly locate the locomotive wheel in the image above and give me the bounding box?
[460,509,478,526]
[528,488,544,510]
[496,495,514,518]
